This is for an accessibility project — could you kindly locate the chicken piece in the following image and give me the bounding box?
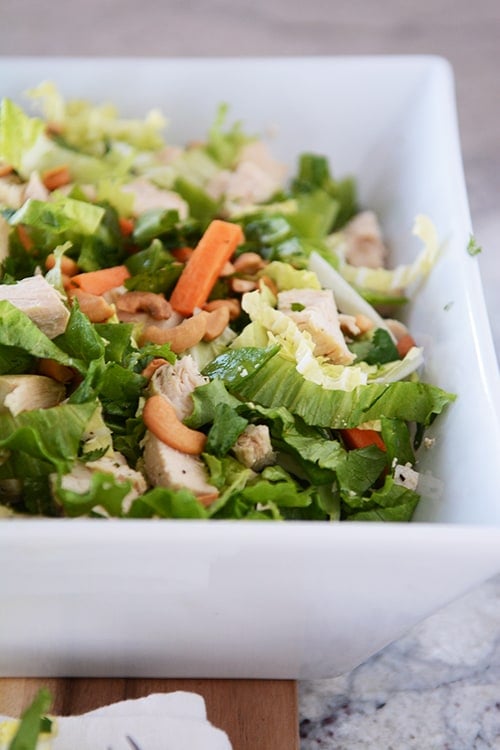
[0,274,70,338]
[0,374,65,416]
[149,355,208,421]
[343,210,388,269]
[206,141,286,208]
[278,288,354,365]
[57,453,147,515]
[0,175,25,209]
[122,177,188,219]
[233,424,275,470]
[238,141,287,184]
[23,171,50,202]
[142,431,218,499]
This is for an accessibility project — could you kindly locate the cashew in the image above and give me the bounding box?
[116,291,173,321]
[141,357,172,380]
[45,253,79,277]
[233,252,266,274]
[143,395,207,454]
[203,298,241,320]
[203,306,230,341]
[354,313,375,334]
[219,261,236,277]
[231,278,257,293]
[140,312,208,353]
[69,288,114,323]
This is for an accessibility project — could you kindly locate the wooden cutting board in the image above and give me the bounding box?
[0,678,299,750]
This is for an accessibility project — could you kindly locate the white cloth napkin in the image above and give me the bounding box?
[1,692,233,750]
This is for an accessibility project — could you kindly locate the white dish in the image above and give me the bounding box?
[0,56,499,679]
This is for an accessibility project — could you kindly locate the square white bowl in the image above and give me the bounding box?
[0,56,499,679]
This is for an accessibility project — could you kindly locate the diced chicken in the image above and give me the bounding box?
[0,374,65,416]
[0,274,70,338]
[142,431,218,499]
[149,355,208,421]
[206,141,286,208]
[0,176,25,209]
[343,210,388,269]
[23,171,50,202]
[393,462,419,492]
[238,141,287,185]
[207,162,279,207]
[122,177,189,219]
[57,453,147,515]
[156,145,184,165]
[233,424,275,470]
[338,313,361,338]
[278,288,354,365]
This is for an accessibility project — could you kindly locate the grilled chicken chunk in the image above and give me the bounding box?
[0,274,70,338]
[143,431,218,499]
[149,355,208,421]
[278,288,354,365]
[343,210,388,269]
[233,424,275,470]
[0,374,65,416]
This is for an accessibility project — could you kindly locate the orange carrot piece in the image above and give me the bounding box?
[0,163,13,177]
[17,225,34,251]
[341,428,386,452]
[396,333,417,358]
[119,217,135,237]
[171,246,194,263]
[38,358,75,384]
[70,265,131,296]
[169,220,244,315]
[42,165,71,191]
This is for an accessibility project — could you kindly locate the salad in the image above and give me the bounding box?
[0,83,455,522]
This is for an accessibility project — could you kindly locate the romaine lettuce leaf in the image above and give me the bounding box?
[0,98,45,173]
[0,401,97,476]
[0,300,81,369]
[333,214,441,295]
[227,353,455,428]
[8,196,105,236]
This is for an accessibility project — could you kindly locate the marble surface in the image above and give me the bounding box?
[1,1,499,747]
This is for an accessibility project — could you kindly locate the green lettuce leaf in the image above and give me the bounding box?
[0,401,97,476]
[228,353,455,428]
[342,474,420,522]
[205,403,249,457]
[0,98,45,173]
[0,300,81,369]
[130,486,208,519]
[8,196,105,236]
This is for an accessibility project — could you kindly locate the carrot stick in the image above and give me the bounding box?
[42,165,71,191]
[169,220,244,316]
[396,333,417,358]
[69,265,131,295]
[17,225,34,250]
[118,217,135,237]
[341,428,386,452]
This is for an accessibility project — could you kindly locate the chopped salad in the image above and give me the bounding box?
[0,84,455,522]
